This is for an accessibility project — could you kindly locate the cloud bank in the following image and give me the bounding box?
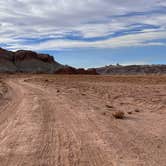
[0,0,166,51]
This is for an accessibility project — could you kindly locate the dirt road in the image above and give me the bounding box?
[0,75,166,166]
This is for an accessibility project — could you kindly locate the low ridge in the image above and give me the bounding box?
[96,64,166,75]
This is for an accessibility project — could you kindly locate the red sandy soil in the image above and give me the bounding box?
[0,74,166,166]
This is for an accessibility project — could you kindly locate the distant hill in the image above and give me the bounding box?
[0,47,98,74]
[0,47,63,73]
[2,47,165,75]
[96,65,166,75]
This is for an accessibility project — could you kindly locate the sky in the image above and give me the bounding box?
[0,0,166,68]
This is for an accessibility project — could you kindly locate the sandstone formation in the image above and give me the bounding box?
[0,48,17,73]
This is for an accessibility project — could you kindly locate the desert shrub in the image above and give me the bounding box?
[113,111,125,119]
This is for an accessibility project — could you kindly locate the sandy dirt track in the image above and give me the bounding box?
[0,75,166,166]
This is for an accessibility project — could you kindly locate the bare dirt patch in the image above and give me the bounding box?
[0,74,166,166]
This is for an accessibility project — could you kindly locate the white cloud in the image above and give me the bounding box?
[6,31,166,51]
[0,0,166,50]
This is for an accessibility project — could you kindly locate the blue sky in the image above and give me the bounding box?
[0,0,166,68]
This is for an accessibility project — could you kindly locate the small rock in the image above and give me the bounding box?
[135,109,140,113]
[102,112,107,116]
[113,111,125,119]
[106,104,113,109]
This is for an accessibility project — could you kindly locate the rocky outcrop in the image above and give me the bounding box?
[55,66,77,74]
[14,50,55,63]
[0,48,63,73]
[55,66,98,75]
[96,65,166,75]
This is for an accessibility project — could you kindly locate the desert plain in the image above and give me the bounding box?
[0,74,165,166]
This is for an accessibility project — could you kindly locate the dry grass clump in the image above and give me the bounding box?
[113,111,125,119]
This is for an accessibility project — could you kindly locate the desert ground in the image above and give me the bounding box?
[0,74,165,166]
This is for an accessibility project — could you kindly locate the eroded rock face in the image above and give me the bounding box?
[0,48,15,62]
[0,48,17,73]
[14,50,62,73]
[14,50,55,63]
[0,48,63,73]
